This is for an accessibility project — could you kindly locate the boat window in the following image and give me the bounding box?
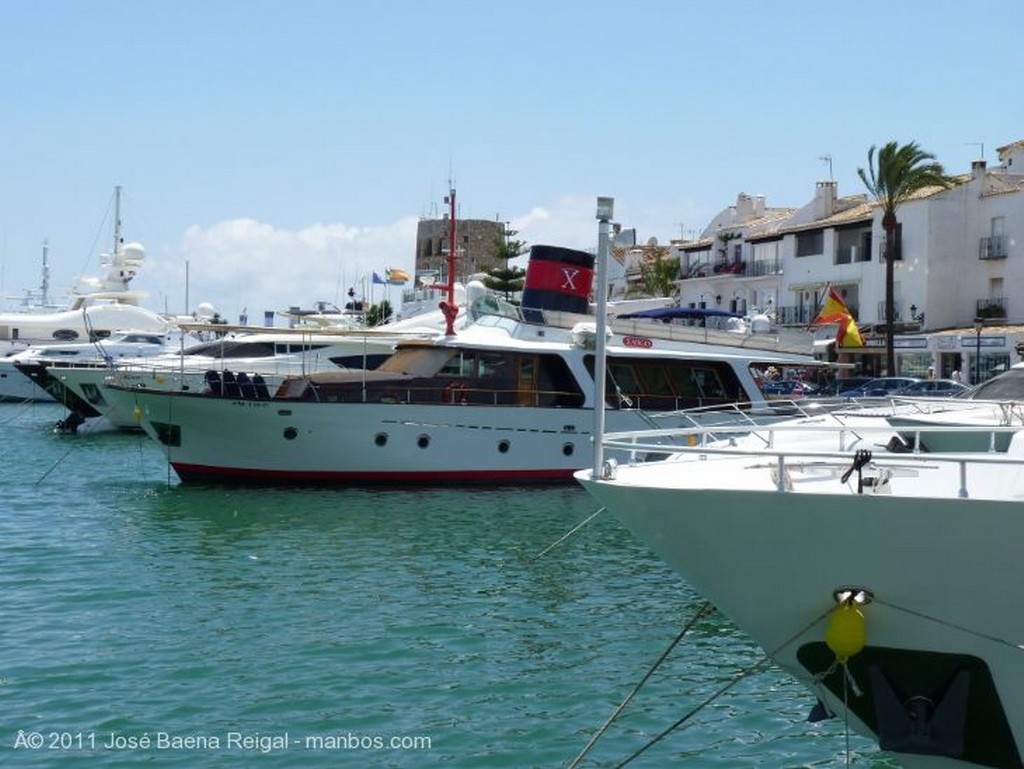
[633,363,674,396]
[585,355,743,408]
[687,367,729,400]
[274,343,331,354]
[119,334,164,344]
[477,352,507,378]
[183,340,276,358]
[436,351,478,378]
[328,353,390,371]
[607,362,641,395]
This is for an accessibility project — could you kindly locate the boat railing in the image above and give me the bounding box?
[598,420,1024,499]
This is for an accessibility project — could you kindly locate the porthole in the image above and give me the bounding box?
[374,432,388,447]
[283,426,298,440]
[497,439,510,454]
[562,442,575,457]
[417,434,430,449]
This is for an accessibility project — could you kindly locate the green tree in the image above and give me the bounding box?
[858,141,954,374]
[365,299,392,327]
[636,244,679,299]
[482,264,526,301]
[484,228,528,301]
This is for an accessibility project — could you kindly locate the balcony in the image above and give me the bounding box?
[747,258,781,277]
[976,297,1007,320]
[979,235,1007,260]
[683,262,709,279]
[834,245,871,265]
[712,259,747,276]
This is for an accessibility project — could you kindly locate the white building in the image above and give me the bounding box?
[669,139,1024,382]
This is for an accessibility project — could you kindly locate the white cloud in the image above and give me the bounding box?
[139,196,614,322]
[511,195,598,258]
[143,216,419,320]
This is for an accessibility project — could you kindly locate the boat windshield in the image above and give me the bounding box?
[968,368,1024,400]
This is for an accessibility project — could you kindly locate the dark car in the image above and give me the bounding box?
[890,379,970,397]
[818,376,875,396]
[843,376,922,398]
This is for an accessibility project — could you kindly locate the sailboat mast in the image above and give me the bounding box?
[112,185,123,256]
[40,240,50,307]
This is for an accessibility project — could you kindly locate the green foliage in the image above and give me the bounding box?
[365,300,392,327]
[488,228,528,300]
[483,265,526,300]
[637,244,679,298]
[857,141,955,218]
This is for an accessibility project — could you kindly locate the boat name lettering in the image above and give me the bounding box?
[622,336,653,349]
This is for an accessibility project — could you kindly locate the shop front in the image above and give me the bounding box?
[830,325,1024,384]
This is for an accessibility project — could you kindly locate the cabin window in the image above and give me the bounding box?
[585,356,742,409]
[633,363,674,396]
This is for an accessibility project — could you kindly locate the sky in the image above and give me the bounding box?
[2,0,1021,322]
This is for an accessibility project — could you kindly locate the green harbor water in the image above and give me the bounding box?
[1,402,897,767]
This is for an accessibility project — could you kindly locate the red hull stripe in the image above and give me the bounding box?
[523,259,593,298]
[171,463,576,484]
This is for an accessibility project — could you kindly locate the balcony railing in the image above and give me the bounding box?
[976,297,1007,319]
[712,260,747,276]
[979,235,1008,260]
[747,258,782,277]
[683,262,709,279]
[834,245,870,265]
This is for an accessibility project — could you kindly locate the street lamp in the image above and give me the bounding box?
[593,196,614,477]
[974,317,984,384]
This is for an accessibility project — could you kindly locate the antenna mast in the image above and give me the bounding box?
[439,183,458,335]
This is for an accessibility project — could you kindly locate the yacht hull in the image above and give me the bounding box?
[578,464,1024,769]
[121,389,704,484]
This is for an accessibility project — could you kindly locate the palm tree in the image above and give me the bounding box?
[858,141,954,375]
[636,244,679,299]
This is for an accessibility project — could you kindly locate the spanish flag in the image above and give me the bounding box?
[385,268,410,285]
[812,288,864,348]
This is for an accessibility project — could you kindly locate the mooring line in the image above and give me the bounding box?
[36,442,79,485]
[531,507,605,561]
[610,607,832,768]
[568,601,713,769]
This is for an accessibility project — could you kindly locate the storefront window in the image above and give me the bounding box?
[899,354,932,378]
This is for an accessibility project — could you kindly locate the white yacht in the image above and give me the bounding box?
[0,187,172,402]
[576,401,1024,769]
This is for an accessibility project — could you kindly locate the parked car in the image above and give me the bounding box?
[818,376,875,396]
[890,379,970,397]
[762,379,819,399]
[843,376,922,398]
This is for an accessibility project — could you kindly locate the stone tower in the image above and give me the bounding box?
[414,216,506,285]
